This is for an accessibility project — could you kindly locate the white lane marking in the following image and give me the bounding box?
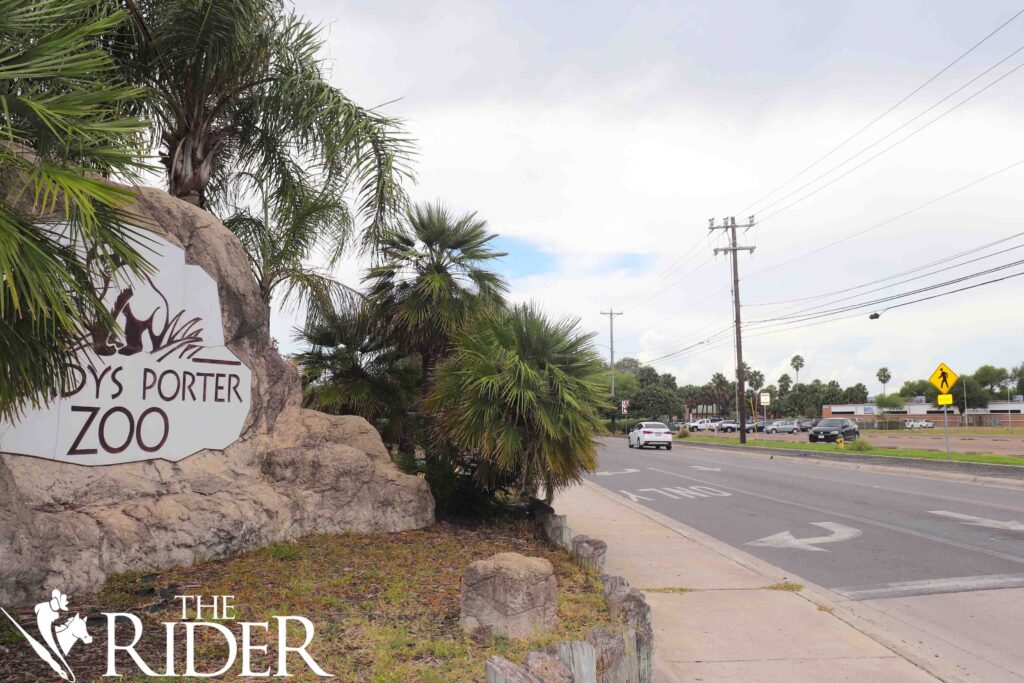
[690,465,722,471]
[929,510,1024,532]
[647,467,1024,565]
[595,468,640,476]
[640,488,680,499]
[835,573,1024,601]
[619,490,654,502]
[747,522,862,552]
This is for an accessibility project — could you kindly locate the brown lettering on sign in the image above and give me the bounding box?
[68,406,100,455]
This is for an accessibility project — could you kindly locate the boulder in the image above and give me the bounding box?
[0,187,434,606]
[571,535,608,572]
[523,651,573,683]
[549,640,598,683]
[461,552,557,639]
[485,656,543,683]
[586,626,630,683]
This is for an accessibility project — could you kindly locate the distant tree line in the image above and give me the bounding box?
[603,356,1024,422]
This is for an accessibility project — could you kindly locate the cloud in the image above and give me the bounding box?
[279,0,1024,391]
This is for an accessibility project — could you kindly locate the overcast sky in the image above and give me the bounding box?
[281,0,1024,396]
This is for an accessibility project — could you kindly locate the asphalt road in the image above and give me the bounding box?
[587,437,1024,600]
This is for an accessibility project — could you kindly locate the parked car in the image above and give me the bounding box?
[906,419,935,429]
[717,420,755,433]
[665,421,683,431]
[797,418,820,431]
[687,418,721,432]
[808,418,859,443]
[766,419,800,434]
[628,421,674,450]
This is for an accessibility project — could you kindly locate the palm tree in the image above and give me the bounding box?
[778,373,792,395]
[221,179,353,318]
[427,303,606,502]
[0,0,149,420]
[294,298,421,453]
[114,0,412,234]
[364,202,507,377]
[790,354,805,385]
[876,367,891,397]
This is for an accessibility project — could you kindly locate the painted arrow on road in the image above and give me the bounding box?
[690,465,722,471]
[595,468,640,476]
[929,510,1024,532]
[747,522,862,552]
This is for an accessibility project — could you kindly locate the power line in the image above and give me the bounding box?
[736,8,1024,216]
[747,257,1024,327]
[745,229,1024,308]
[743,158,1024,282]
[753,41,1024,220]
[757,56,1024,224]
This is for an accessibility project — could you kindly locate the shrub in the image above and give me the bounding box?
[427,303,606,503]
[848,436,873,451]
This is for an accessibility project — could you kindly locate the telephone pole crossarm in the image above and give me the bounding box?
[708,215,756,444]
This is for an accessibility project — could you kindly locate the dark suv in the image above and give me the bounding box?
[809,418,859,443]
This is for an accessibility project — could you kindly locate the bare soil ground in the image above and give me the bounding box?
[0,519,614,683]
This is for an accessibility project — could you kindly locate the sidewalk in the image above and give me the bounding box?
[554,481,939,683]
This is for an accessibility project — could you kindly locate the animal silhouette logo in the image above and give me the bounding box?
[1,589,92,681]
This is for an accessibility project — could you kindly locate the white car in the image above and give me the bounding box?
[766,419,800,434]
[628,421,674,450]
[906,419,935,429]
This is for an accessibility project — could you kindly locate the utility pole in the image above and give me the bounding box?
[710,216,756,444]
[601,309,623,432]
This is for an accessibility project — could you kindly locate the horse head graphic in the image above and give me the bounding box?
[1,589,91,682]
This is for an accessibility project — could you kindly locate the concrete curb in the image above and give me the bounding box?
[576,479,970,683]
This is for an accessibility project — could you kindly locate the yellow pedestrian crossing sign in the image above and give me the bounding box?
[929,363,958,394]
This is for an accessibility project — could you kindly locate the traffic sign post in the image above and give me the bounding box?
[930,362,958,459]
[759,392,770,441]
[621,400,629,415]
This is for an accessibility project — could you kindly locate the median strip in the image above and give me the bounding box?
[681,435,1024,467]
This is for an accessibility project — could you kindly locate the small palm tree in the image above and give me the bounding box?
[877,367,892,397]
[364,202,507,376]
[791,354,805,385]
[115,0,412,233]
[294,299,421,453]
[221,179,353,318]
[427,304,606,502]
[778,373,792,395]
[1,0,149,419]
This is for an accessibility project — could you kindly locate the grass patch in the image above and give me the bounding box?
[265,541,302,561]
[683,435,1024,466]
[765,582,803,592]
[1,520,615,683]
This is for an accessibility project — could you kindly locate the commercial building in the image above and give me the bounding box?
[822,400,1024,427]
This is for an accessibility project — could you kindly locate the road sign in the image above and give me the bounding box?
[929,362,958,394]
[759,391,771,406]
[937,393,953,405]
[620,400,629,415]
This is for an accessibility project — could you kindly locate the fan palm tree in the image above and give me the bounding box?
[364,202,508,377]
[113,0,412,237]
[221,178,353,318]
[790,354,805,385]
[0,0,150,420]
[427,303,606,502]
[778,373,792,395]
[294,298,421,453]
[876,367,892,397]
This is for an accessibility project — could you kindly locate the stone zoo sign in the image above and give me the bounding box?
[0,232,252,466]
